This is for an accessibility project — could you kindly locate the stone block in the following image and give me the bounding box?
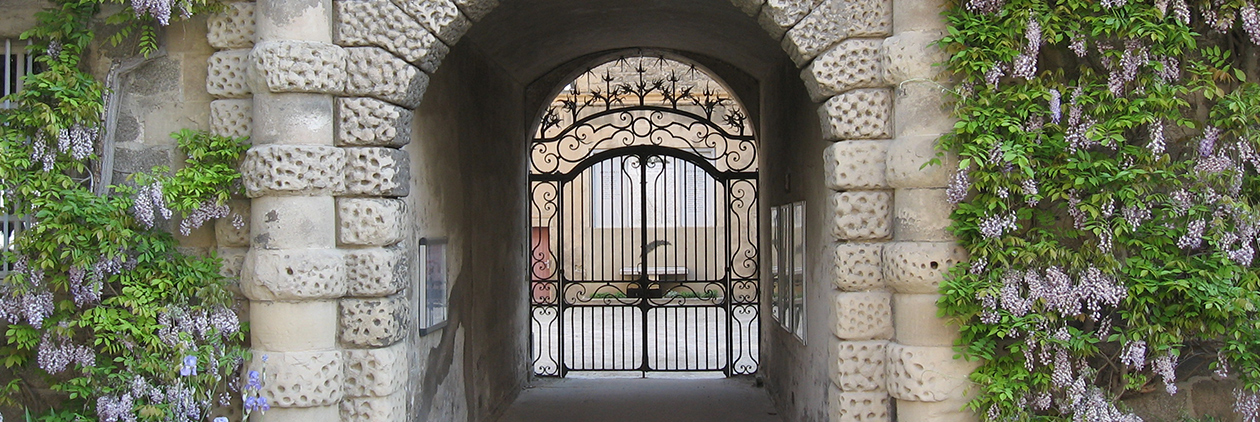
[337,97,413,147]
[841,0,892,38]
[241,248,346,300]
[894,293,960,347]
[893,0,948,32]
[340,295,408,347]
[819,89,892,141]
[340,392,406,422]
[882,30,947,85]
[210,99,253,139]
[825,140,889,190]
[829,387,891,422]
[250,301,339,350]
[882,241,965,294]
[833,243,883,292]
[343,147,411,197]
[334,0,449,73]
[895,399,978,422]
[251,196,337,250]
[345,246,409,297]
[248,91,335,146]
[895,81,954,138]
[886,134,952,189]
[893,188,953,241]
[762,0,816,32]
[730,0,764,16]
[801,39,884,102]
[344,47,429,109]
[252,350,343,407]
[454,0,498,21]
[250,41,347,94]
[240,145,346,197]
[831,340,887,392]
[833,291,893,340]
[251,407,340,422]
[207,49,252,98]
[756,8,788,40]
[337,198,406,246]
[207,2,255,49]
[782,0,846,66]
[343,343,408,397]
[215,199,252,247]
[830,191,892,241]
[392,0,470,44]
[217,247,248,284]
[886,342,979,403]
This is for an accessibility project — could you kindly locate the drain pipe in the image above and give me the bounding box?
[94,49,166,195]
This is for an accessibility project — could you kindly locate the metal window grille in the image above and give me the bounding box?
[1,39,35,274]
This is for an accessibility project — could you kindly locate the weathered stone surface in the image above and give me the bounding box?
[895,81,954,138]
[802,39,884,102]
[337,198,405,246]
[756,8,788,40]
[833,291,893,340]
[896,399,978,422]
[392,0,470,44]
[894,188,953,241]
[819,89,892,141]
[343,147,410,197]
[825,140,889,190]
[207,49,252,98]
[215,200,251,247]
[894,293,961,347]
[783,0,890,66]
[454,0,497,21]
[207,2,255,49]
[343,343,408,397]
[250,41,347,94]
[344,47,429,109]
[883,242,965,294]
[830,191,892,241]
[345,246,409,297]
[761,0,816,33]
[253,350,343,407]
[341,392,406,422]
[833,243,883,292]
[241,249,346,300]
[217,247,248,283]
[886,342,979,402]
[831,340,887,392]
[886,135,952,189]
[251,196,337,250]
[210,99,253,139]
[829,387,891,422]
[893,0,948,32]
[250,301,339,351]
[241,145,346,197]
[842,0,892,38]
[882,30,947,85]
[730,0,764,16]
[337,97,413,147]
[340,295,407,347]
[334,0,448,73]
[255,406,340,422]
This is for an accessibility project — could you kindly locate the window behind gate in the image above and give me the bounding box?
[1,39,34,275]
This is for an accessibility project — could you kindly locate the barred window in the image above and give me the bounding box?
[2,38,35,274]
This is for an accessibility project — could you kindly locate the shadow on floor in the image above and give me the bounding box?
[495,374,783,422]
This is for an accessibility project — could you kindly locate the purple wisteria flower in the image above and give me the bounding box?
[180,355,197,377]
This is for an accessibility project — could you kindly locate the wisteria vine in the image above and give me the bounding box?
[941,0,1260,420]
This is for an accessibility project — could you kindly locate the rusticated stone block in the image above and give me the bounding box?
[253,350,343,408]
[833,291,893,340]
[883,242,966,294]
[894,188,953,241]
[886,342,979,402]
[341,392,406,422]
[345,246,409,297]
[217,247,248,285]
[240,145,346,197]
[344,47,429,109]
[894,293,961,347]
[761,0,816,33]
[830,191,892,241]
[829,387,891,422]
[886,135,952,189]
[337,98,413,147]
[207,49,252,98]
[251,41,347,94]
[210,99,253,139]
[340,295,407,347]
[393,0,470,44]
[831,340,887,392]
[882,30,947,85]
[214,200,251,247]
[825,140,888,190]
[782,0,845,66]
[241,249,346,300]
[841,0,892,38]
[833,243,883,292]
[802,39,884,102]
[337,198,405,246]
[757,9,788,40]
[730,0,764,16]
[454,0,497,21]
[343,343,407,397]
[343,147,410,197]
[207,2,255,49]
[335,0,449,73]
[819,89,892,141]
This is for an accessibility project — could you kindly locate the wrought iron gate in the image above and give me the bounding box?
[529,55,758,377]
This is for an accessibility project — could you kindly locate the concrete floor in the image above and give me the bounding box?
[496,375,783,422]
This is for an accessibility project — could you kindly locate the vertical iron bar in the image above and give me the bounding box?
[557,180,566,377]
[725,178,733,376]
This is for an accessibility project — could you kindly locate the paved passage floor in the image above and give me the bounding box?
[496,375,783,422]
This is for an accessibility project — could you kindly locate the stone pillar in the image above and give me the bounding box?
[880,0,980,419]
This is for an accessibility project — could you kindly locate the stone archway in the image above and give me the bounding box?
[200,0,978,420]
